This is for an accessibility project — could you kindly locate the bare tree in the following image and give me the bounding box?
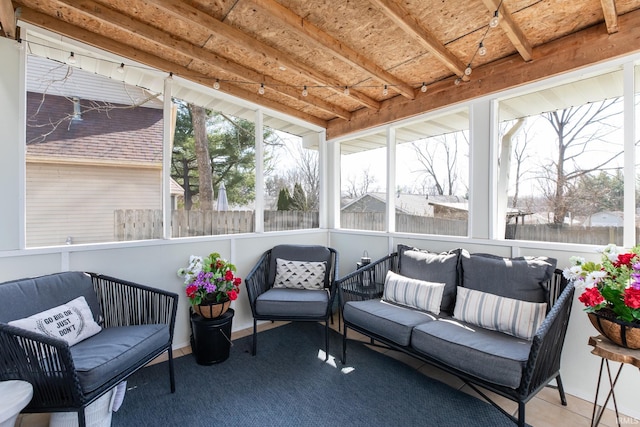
[412,132,467,196]
[344,167,377,198]
[189,104,214,211]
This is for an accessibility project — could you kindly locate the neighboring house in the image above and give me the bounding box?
[584,211,624,227]
[25,55,182,246]
[341,192,465,216]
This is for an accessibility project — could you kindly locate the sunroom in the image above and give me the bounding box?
[1,1,640,425]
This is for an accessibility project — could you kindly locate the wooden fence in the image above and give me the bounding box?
[114,210,319,240]
[115,209,632,245]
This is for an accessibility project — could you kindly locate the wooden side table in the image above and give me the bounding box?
[588,335,640,427]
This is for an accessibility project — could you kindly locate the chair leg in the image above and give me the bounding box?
[556,374,567,406]
[517,401,525,427]
[342,325,347,365]
[325,320,329,361]
[252,318,257,356]
[168,347,176,393]
[78,407,86,427]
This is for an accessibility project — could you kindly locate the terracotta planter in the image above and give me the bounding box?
[193,300,231,319]
[588,311,640,349]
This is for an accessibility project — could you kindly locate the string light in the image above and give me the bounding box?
[213,79,220,90]
[478,42,487,56]
[382,84,388,96]
[489,10,499,28]
[464,65,472,76]
[344,86,350,96]
[15,38,24,50]
[258,83,265,94]
[167,72,173,80]
[67,52,76,64]
[302,85,308,97]
[454,78,462,86]
[117,63,125,74]
[420,82,427,93]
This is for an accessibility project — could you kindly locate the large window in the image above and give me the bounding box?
[25,55,164,246]
[340,133,387,231]
[498,69,625,245]
[395,109,469,236]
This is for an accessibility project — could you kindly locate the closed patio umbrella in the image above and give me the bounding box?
[216,182,229,211]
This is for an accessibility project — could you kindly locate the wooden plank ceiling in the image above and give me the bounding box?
[2,0,640,140]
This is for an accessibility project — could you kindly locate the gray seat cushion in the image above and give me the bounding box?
[343,299,436,346]
[0,272,101,323]
[255,288,329,317]
[410,318,531,389]
[70,324,169,393]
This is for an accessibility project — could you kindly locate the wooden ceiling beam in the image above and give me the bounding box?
[21,0,350,120]
[600,0,619,34]
[248,0,415,100]
[147,0,381,110]
[327,9,640,139]
[368,0,469,79]
[0,0,17,38]
[480,0,533,62]
[18,7,328,128]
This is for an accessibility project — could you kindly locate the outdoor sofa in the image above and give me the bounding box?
[0,271,178,427]
[338,244,575,427]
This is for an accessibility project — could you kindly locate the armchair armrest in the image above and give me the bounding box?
[88,273,178,337]
[519,276,575,397]
[338,253,398,307]
[245,251,271,312]
[0,323,82,407]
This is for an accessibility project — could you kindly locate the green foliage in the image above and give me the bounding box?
[277,188,293,210]
[291,182,307,211]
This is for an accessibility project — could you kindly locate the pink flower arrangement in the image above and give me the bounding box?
[563,244,640,323]
[177,253,241,306]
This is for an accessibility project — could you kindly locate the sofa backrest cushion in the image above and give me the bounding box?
[460,253,557,303]
[397,244,461,313]
[0,272,101,323]
[268,245,333,289]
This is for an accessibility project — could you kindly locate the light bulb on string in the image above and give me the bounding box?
[454,78,462,86]
[213,79,220,90]
[464,65,472,76]
[420,82,427,93]
[67,52,76,64]
[344,86,350,96]
[302,85,308,97]
[478,42,487,56]
[258,83,265,95]
[15,38,24,50]
[117,63,125,74]
[382,85,388,96]
[489,11,499,28]
[167,72,173,80]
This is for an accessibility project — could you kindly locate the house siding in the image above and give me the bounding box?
[26,163,162,246]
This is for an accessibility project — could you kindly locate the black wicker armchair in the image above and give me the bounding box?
[0,272,178,427]
[245,244,338,358]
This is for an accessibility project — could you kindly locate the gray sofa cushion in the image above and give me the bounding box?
[70,324,169,393]
[0,272,101,323]
[460,253,557,303]
[268,245,333,289]
[410,318,532,389]
[397,244,462,314]
[255,288,329,317]
[343,299,436,346]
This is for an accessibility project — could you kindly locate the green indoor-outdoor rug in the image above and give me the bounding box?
[112,322,521,427]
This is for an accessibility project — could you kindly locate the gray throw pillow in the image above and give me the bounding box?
[460,252,557,303]
[397,244,462,314]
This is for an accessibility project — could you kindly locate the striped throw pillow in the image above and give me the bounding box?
[382,271,446,315]
[453,286,547,340]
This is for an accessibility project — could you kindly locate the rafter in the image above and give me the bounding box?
[368,0,469,80]
[600,0,619,34]
[18,8,328,128]
[146,0,381,110]
[0,0,16,39]
[480,0,532,61]
[248,0,415,100]
[19,0,351,120]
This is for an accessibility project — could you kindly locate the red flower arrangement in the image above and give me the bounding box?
[178,253,241,306]
[564,244,640,323]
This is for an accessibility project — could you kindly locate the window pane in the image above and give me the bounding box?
[25,55,164,246]
[340,134,387,231]
[263,122,320,231]
[499,69,624,244]
[170,101,256,236]
[395,109,469,236]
